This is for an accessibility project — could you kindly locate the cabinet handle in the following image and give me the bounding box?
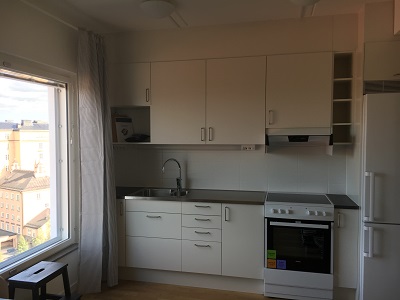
[145,88,150,102]
[195,218,211,221]
[195,244,211,248]
[268,110,274,125]
[195,205,211,208]
[337,212,342,228]
[363,225,374,258]
[201,127,205,141]
[364,171,375,222]
[119,202,124,216]
[224,207,230,221]
[146,215,161,218]
[195,231,211,234]
[208,127,214,141]
[394,73,400,77]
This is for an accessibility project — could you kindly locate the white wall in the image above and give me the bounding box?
[108,14,359,194]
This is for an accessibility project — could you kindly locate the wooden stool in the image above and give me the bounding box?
[7,261,79,300]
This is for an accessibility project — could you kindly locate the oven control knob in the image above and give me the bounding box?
[270,208,277,214]
[286,209,291,214]
[315,211,320,216]
[306,210,312,215]
[322,211,327,217]
[278,209,284,214]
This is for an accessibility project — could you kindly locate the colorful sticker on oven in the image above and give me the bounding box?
[267,250,276,259]
[277,260,287,270]
[267,259,276,269]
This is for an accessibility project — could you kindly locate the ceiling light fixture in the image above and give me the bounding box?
[140,0,175,18]
[290,0,320,6]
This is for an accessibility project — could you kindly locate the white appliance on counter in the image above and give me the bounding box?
[264,193,334,300]
[360,93,400,300]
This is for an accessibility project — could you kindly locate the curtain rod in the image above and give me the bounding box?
[20,0,79,31]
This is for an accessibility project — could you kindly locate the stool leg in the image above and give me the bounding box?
[40,284,46,300]
[32,287,40,300]
[8,286,15,299]
[62,268,71,296]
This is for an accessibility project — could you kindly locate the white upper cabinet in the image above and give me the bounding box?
[206,57,266,144]
[109,62,151,106]
[266,52,333,133]
[150,60,206,144]
[364,41,400,80]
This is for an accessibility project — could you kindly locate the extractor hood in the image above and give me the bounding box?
[265,127,333,154]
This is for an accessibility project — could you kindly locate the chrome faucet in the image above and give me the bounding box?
[162,158,182,195]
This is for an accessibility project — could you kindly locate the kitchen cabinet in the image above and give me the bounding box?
[364,41,400,80]
[206,56,266,144]
[117,198,125,266]
[150,57,266,144]
[150,60,206,144]
[125,200,182,271]
[109,62,151,106]
[221,204,264,279]
[395,0,400,35]
[334,209,359,289]
[266,52,333,133]
[181,202,222,275]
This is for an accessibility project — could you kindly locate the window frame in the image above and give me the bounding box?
[0,52,79,275]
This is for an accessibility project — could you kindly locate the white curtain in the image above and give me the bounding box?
[77,28,118,294]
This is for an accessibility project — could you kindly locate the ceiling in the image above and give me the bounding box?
[22,0,389,33]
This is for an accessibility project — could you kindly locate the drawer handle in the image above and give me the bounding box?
[195,244,211,248]
[195,218,211,221]
[195,231,211,234]
[194,205,211,208]
[146,215,161,218]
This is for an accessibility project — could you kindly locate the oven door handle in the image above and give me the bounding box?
[270,221,329,229]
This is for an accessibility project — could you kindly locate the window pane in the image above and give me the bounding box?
[0,72,68,266]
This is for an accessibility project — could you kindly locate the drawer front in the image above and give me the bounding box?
[126,211,181,239]
[182,202,221,216]
[182,227,221,242]
[182,240,221,275]
[126,199,181,213]
[182,215,221,229]
[126,236,181,271]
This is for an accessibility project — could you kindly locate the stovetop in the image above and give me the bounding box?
[266,192,332,205]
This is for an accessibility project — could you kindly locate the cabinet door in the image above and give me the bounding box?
[364,41,400,80]
[182,240,222,275]
[151,60,206,144]
[109,62,150,106]
[117,199,125,266]
[266,52,333,131]
[126,236,181,271]
[206,57,266,144]
[334,209,359,289]
[221,204,264,279]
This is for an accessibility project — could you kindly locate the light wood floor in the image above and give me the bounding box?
[81,280,272,300]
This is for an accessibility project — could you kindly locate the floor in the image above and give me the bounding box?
[81,280,270,300]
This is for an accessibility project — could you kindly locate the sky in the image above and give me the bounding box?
[0,77,49,123]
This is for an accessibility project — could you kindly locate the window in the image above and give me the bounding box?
[0,212,3,218]
[5,154,9,161]
[6,213,8,219]
[5,204,8,209]
[0,202,2,207]
[11,205,14,210]
[6,224,9,231]
[0,56,77,270]
[0,222,3,229]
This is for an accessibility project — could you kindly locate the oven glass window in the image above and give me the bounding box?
[266,218,331,274]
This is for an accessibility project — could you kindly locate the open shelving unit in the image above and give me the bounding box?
[332,53,353,144]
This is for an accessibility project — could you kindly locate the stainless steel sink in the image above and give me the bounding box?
[126,188,189,199]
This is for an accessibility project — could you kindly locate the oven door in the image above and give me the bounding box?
[265,218,333,274]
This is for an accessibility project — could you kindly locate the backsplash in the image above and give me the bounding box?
[113,146,347,194]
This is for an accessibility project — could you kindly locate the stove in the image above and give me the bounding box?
[265,192,334,221]
[264,192,334,300]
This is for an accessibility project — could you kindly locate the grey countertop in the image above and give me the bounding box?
[326,194,359,209]
[116,186,265,205]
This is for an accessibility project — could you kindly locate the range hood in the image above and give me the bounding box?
[265,127,333,153]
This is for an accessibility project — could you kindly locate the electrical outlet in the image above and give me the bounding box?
[241,145,255,151]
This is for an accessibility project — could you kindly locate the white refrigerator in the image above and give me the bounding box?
[360,93,400,300]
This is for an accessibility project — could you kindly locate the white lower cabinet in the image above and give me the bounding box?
[182,240,222,275]
[126,236,181,271]
[117,199,125,267]
[222,204,264,279]
[125,200,182,271]
[334,209,359,289]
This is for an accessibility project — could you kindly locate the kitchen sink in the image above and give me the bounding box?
[127,188,189,199]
